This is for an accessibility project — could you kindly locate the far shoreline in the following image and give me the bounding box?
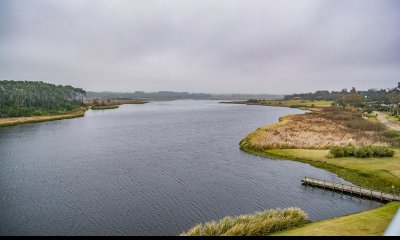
[0,109,87,128]
[0,100,149,128]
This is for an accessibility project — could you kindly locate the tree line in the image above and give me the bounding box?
[283,83,400,117]
[0,80,86,118]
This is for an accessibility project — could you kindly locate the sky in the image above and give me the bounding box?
[0,0,399,94]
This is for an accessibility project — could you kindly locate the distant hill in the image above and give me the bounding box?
[87,91,282,100]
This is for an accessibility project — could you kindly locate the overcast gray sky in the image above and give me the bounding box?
[0,0,399,93]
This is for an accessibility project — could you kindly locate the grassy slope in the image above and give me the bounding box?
[0,109,86,127]
[272,202,400,236]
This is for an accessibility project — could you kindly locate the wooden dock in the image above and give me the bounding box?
[302,177,400,202]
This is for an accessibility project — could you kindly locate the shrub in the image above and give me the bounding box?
[330,145,394,158]
[181,207,308,236]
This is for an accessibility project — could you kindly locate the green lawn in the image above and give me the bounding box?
[272,202,400,236]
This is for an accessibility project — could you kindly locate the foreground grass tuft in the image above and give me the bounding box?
[181,207,308,236]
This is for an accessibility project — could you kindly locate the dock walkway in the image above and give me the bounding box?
[302,177,400,202]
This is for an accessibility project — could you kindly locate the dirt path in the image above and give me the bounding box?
[376,112,400,131]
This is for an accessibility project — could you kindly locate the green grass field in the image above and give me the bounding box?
[272,202,400,236]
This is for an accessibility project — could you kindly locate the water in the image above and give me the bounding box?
[0,100,380,235]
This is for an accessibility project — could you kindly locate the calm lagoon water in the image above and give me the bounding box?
[0,100,380,235]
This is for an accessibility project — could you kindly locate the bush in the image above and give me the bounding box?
[181,208,308,236]
[330,145,394,158]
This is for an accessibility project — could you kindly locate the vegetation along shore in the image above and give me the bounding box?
[0,108,86,128]
[0,80,148,127]
[0,80,88,127]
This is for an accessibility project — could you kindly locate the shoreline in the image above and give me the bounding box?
[0,101,149,128]
[0,109,87,128]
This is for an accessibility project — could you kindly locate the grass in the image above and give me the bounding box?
[240,107,395,150]
[272,202,400,236]
[181,207,308,236]
[0,108,86,127]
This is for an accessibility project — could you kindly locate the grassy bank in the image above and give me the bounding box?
[0,108,86,128]
[272,202,400,236]
[181,207,308,236]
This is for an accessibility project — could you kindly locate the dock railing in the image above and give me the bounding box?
[302,177,400,202]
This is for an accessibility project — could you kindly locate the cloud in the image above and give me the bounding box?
[0,0,399,93]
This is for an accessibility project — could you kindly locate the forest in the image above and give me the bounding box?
[0,80,86,118]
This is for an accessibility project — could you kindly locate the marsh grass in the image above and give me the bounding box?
[0,109,86,127]
[241,107,396,150]
[181,207,308,236]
